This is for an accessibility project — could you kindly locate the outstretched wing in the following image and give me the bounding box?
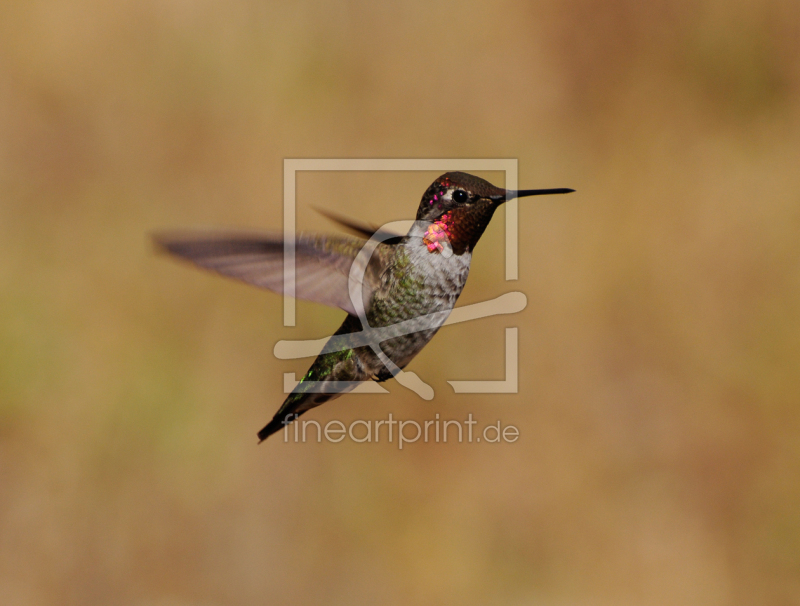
[154,231,391,316]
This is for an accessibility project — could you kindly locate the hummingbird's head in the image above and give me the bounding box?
[415,172,574,254]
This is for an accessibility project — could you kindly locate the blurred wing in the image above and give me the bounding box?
[154,231,388,315]
[314,207,404,245]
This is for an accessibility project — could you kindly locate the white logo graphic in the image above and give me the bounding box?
[277,159,526,397]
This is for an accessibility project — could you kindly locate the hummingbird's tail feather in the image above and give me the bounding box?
[257,416,290,442]
[258,338,365,442]
[257,390,330,442]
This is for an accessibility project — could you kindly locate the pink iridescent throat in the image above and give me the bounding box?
[423,212,452,253]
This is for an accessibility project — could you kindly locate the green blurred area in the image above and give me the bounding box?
[1,0,799,604]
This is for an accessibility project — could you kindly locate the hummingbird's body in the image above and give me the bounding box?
[157,172,573,442]
[268,225,473,437]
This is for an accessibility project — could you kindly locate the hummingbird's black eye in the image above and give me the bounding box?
[453,190,468,203]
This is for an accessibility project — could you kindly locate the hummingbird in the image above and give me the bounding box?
[156,172,573,442]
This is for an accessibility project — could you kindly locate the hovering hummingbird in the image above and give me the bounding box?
[156,172,573,442]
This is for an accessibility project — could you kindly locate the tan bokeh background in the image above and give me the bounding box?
[2,1,799,604]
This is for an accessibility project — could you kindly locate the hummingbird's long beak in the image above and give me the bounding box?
[491,187,575,202]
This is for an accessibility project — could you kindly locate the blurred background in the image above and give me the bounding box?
[1,0,799,604]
